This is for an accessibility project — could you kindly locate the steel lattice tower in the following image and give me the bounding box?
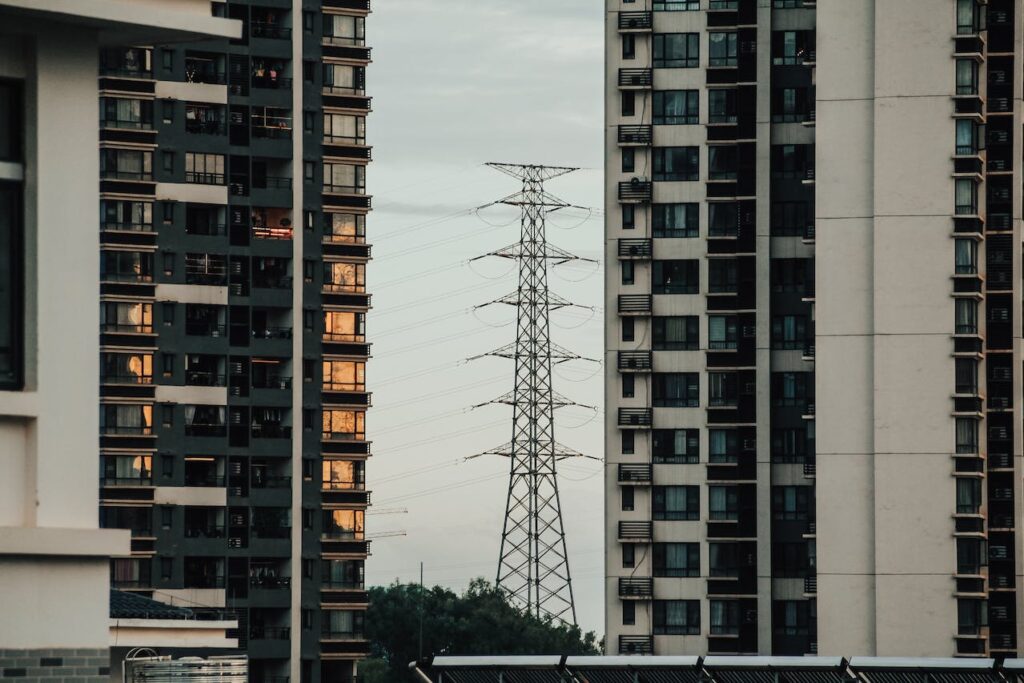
[473,162,589,625]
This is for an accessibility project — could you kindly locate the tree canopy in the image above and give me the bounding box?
[363,578,600,683]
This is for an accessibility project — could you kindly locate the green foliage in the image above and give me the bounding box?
[361,578,600,683]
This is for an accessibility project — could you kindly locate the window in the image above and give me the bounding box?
[708,88,737,124]
[652,203,698,237]
[622,204,635,230]
[774,601,811,636]
[653,601,700,635]
[622,317,635,342]
[324,311,365,341]
[101,454,153,485]
[100,403,153,435]
[772,372,812,406]
[772,315,807,349]
[303,60,316,83]
[955,178,978,215]
[0,87,21,387]
[956,59,979,95]
[772,485,811,520]
[956,417,978,454]
[161,151,174,173]
[772,144,810,178]
[653,429,699,464]
[958,599,987,635]
[654,0,699,9]
[324,213,365,244]
[956,477,982,514]
[101,200,153,232]
[710,600,740,635]
[621,374,635,398]
[622,91,635,117]
[652,486,699,520]
[323,113,365,144]
[955,119,981,156]
[322,510,365,541]
[622,543,636,568]
[322,360,365,391]
[652,373,699,407]
[323,409,366,440]
[653,147,699,181]
[184,152,225,184]
[653,34,699,68]
[772,30,812,65]
[101,352,153,384]
[653,544,699,577]
[653,316,698,350]
[708,372,738,407]
[709,202,739,237]
[708,259,737,293]
[957,538,985,575]
[772,543,810,578]
[323,14,366,45]
[621,430,635,455]
[770,202,809,236]
[622,34,636,60]
[771,258,812,292]
[710,543,739,577]
[621,260,635,286]
[955,299,978,334]
[622,601,636,626]
[708,146,737,180]
[323,63,365,94]
[323,262,366,292]
[185,103,225,135]
[100,97,153,130]
[101,149,153,181]
[709,485,739,520]
[956,358,978,394]
[322,460,364,490]
[772,428,807,463]
[101,302,153,333]
[709,32,738,67]
[303,10,315,33]
[621,486,634,511]
[621,148,635,173]
[653,91,698,125]
[652,260,699,294]
[324,162,365,193]
[772,87,808,122]
[957,0,983,35]
[709,429,738,464]
[708,315,738,350]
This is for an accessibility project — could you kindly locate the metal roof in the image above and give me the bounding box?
[414,656,1024,683]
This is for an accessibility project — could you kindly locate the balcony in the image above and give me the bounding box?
[251,75,292,91]
[184,525,226,539]
[252,525,292,539]
[253,326,293,340]
[184,424,227,437]
[618,125,652,145]
[251,22,291,40]
[618,11,653,31]
[323,0,371,9]
[618,521,653,541]
[251,424,292,439]
[618,351,652,372]
[101,475,153,487]
[618,180,652,202]
[618,239,652,259]
[618,68,653,88]
[102,373,153,385]
[618,295,652,314]
[250,626,291,640]
[618,577,654,598]
[618,408,652,427]
[186,371,227,387]
[617,464,652,484]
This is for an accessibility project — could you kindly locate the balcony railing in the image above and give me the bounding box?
[323,183,366,195]
[102,476,153,487]
[184,525,226,539]
[185,323,227,337]
[250,575,291,589]
[186,371,227,387]
[252,423,292,439]
[185,424,227,437]
[253,327,293,339]
[102,373,153,385]
[185,172,225,185]
[251,22,292,39]
[101,425,154,436]
[253,376,293,390]
[250,626,291,640]
[252,75,293,90]
[252,226,294,240]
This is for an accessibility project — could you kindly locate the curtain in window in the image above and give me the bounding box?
[663,486,688,513]
[956,59,977,92]
[955,299,977,331]
[955,239,976,272]
[709,486,729,517]
[665,544,690,572]
[955,179,976,213]
[957,0,977,31]
[710,601,731,631]
[955,418,977,453]
[957,478,979,512]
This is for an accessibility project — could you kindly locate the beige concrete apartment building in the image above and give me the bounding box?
[605,0,1024,657]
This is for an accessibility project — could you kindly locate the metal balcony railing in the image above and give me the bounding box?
[618,464,652,483]
[618,11,653,30]
[618,351,652,371]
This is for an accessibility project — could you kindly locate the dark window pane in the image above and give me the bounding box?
[0,183,21,388]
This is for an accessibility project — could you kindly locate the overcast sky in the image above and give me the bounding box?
[364,0,607,634]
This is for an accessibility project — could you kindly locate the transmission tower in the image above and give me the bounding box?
[469,162,593,625]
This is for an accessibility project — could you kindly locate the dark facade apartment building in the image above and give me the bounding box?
[606,0,1024,659]
[97,1,371,680]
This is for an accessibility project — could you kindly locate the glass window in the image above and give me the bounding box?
[958,599,987,635]
[709,543,738,577]
[0,181,21,389]
[184,152,225,185]
[322,409,366,440]
[956,477,982,514]
[101,149,153,181]
[708,372,738,407]
[709,429,738,464]
[955,358,978,394]
[774,601,811,636]
[709,485,739,520]
[710,600,740,635]
[708,259,737,293]
[653,544,699,577]
[955,178,978,215]
[955,119,980,155]
[771,315,807,350]
[322,360,365,391]
[652,316,698,350]
[323,64,365,94]
[324,311,365,341]
[708,88,737,124]
[653,34,699,68]
[324,163,365,193]
[772,485,811,520]
[323,261,365,292]
[708,145,737,180]
[652,485,699,520]
[653,429,699,463]
[653,147,699,181]
[653,0,699,9]
[772,87,808,122]
[708,315,738,350]
[323,113,365,143]
[322,460,364,490]
[652,373,699,407]
[653,91,698,125]
[709,202,739,237]
[100,97,153,130]
[770,201,810,236]
[772,428,808,463]
[653,600,700,635]
[957,538,985,575]
[652,260,699,294]
[955,299,978,334]
[652,203,698,237]
[957,0,983,34]
[955,417,978,454]
[323,14,365,45]
[956,59,979,95]
[322,510,365,540]
[708,32,738,67]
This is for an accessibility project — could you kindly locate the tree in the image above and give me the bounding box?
[362,578,600,683]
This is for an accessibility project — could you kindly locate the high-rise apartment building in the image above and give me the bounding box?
[97,2,372,681]
[606,0,1022,658]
